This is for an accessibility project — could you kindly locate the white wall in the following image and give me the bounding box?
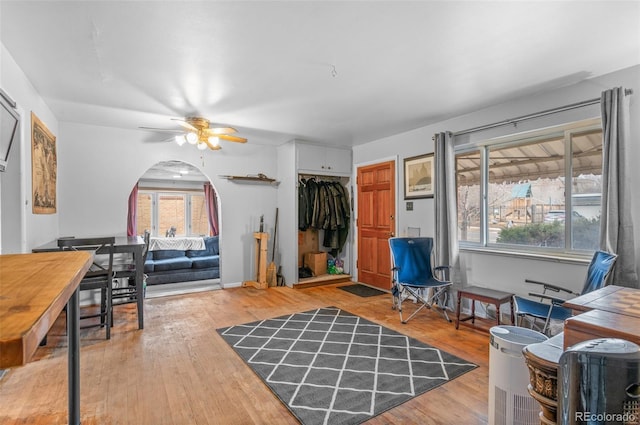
[1,43,59,253]
[1,39,285,287]
[3,35,638,293]
[276,142,297,286]
[354,65,640,297]
[58,122,279,286]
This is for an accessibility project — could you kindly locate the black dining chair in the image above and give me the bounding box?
[58,236,115,339]
[110,230,150,325]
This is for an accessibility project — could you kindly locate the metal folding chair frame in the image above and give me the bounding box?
[392,280,452,323]
[389,237,453,324]
[513,250,617,335]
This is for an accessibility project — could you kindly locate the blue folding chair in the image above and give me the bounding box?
[513,250,617,335]
[389,237,452,323]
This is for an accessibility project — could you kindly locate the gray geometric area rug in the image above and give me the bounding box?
[217,307,477,425]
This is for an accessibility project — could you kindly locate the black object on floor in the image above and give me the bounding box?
[338,284,387,297]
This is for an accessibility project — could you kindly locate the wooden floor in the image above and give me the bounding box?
[0,283,491,424]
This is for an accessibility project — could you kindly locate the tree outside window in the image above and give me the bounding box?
[455,120,602,254]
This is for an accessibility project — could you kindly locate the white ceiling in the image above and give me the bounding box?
[1,1,639,148]
[140,160,207,182]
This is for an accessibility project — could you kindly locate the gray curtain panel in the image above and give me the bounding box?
[600,87,638,288]
[434,131,460,291]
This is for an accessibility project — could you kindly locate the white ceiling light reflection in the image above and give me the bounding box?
[174,135,187,146]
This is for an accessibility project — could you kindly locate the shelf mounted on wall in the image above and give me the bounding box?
[219,173,279,185]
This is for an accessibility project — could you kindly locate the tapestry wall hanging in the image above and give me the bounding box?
[31,112,57,214]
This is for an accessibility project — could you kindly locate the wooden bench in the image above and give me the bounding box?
[455,286,515,331]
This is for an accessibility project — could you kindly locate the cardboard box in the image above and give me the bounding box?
[298,229,319,266]
[304,251,327,276]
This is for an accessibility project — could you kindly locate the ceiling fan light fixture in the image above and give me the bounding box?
[175,135,187,146]
[144,116,246,152]
[208,136,220,147]
[186,132,198,144]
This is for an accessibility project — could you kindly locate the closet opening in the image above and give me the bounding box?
[297,174,352,287]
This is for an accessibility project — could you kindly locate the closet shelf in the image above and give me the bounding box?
[219,174,279,185]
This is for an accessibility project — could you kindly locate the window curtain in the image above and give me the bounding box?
[204,182,219,236]
[600,87,638,288]
[434,131,460,293]
[126,183,138,237]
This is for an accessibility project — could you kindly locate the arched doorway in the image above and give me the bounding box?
[129,160,221,297]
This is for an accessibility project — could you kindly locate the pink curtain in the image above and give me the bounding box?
[126,183,139,236]
[204,182,219,236]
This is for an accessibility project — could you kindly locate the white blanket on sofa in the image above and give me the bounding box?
[149,237,205,251]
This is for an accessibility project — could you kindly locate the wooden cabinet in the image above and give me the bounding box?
[297,143,351,176]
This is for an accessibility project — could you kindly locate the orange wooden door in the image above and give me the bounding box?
[357,160,395,290]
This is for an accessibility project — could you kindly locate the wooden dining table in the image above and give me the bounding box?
[0,251,92,425]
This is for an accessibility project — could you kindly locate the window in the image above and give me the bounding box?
[190,194,209,236]
[136,190,209,237]
[456,119,602,255]
[456,150,481,243]
[136,193,153,234]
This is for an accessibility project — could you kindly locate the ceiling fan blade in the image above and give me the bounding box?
[219,134,247,143]
[139,126,182,133]
[143,135,176,144]
[171,118,198,132]
[160,136,177,143]
[203,127,237,135]
[203,138,222,150]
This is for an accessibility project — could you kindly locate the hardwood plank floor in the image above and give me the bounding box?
[0,284,491,424]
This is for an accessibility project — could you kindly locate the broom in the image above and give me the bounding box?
[266,208,278,287]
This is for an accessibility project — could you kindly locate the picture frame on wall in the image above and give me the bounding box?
[404,153,434,199]
[31,112,57,214]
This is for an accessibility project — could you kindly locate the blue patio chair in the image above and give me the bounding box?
[513,250,617,335]
[389,237,452,323]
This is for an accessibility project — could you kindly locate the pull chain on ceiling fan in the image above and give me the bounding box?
[140,116,248,151]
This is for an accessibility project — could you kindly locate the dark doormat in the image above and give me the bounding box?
[337,284,387,297]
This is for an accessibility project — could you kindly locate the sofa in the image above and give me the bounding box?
[144,236,220,285]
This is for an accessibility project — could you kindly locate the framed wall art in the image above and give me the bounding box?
[404,153,434,199]
[31,112,57,214]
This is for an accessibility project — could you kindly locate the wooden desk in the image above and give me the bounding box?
[564,309,640,350]
[562,285,640,318]
[0,251,92,425]
[33,235,146,329]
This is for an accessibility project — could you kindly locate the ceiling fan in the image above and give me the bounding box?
[140,116,247,151]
